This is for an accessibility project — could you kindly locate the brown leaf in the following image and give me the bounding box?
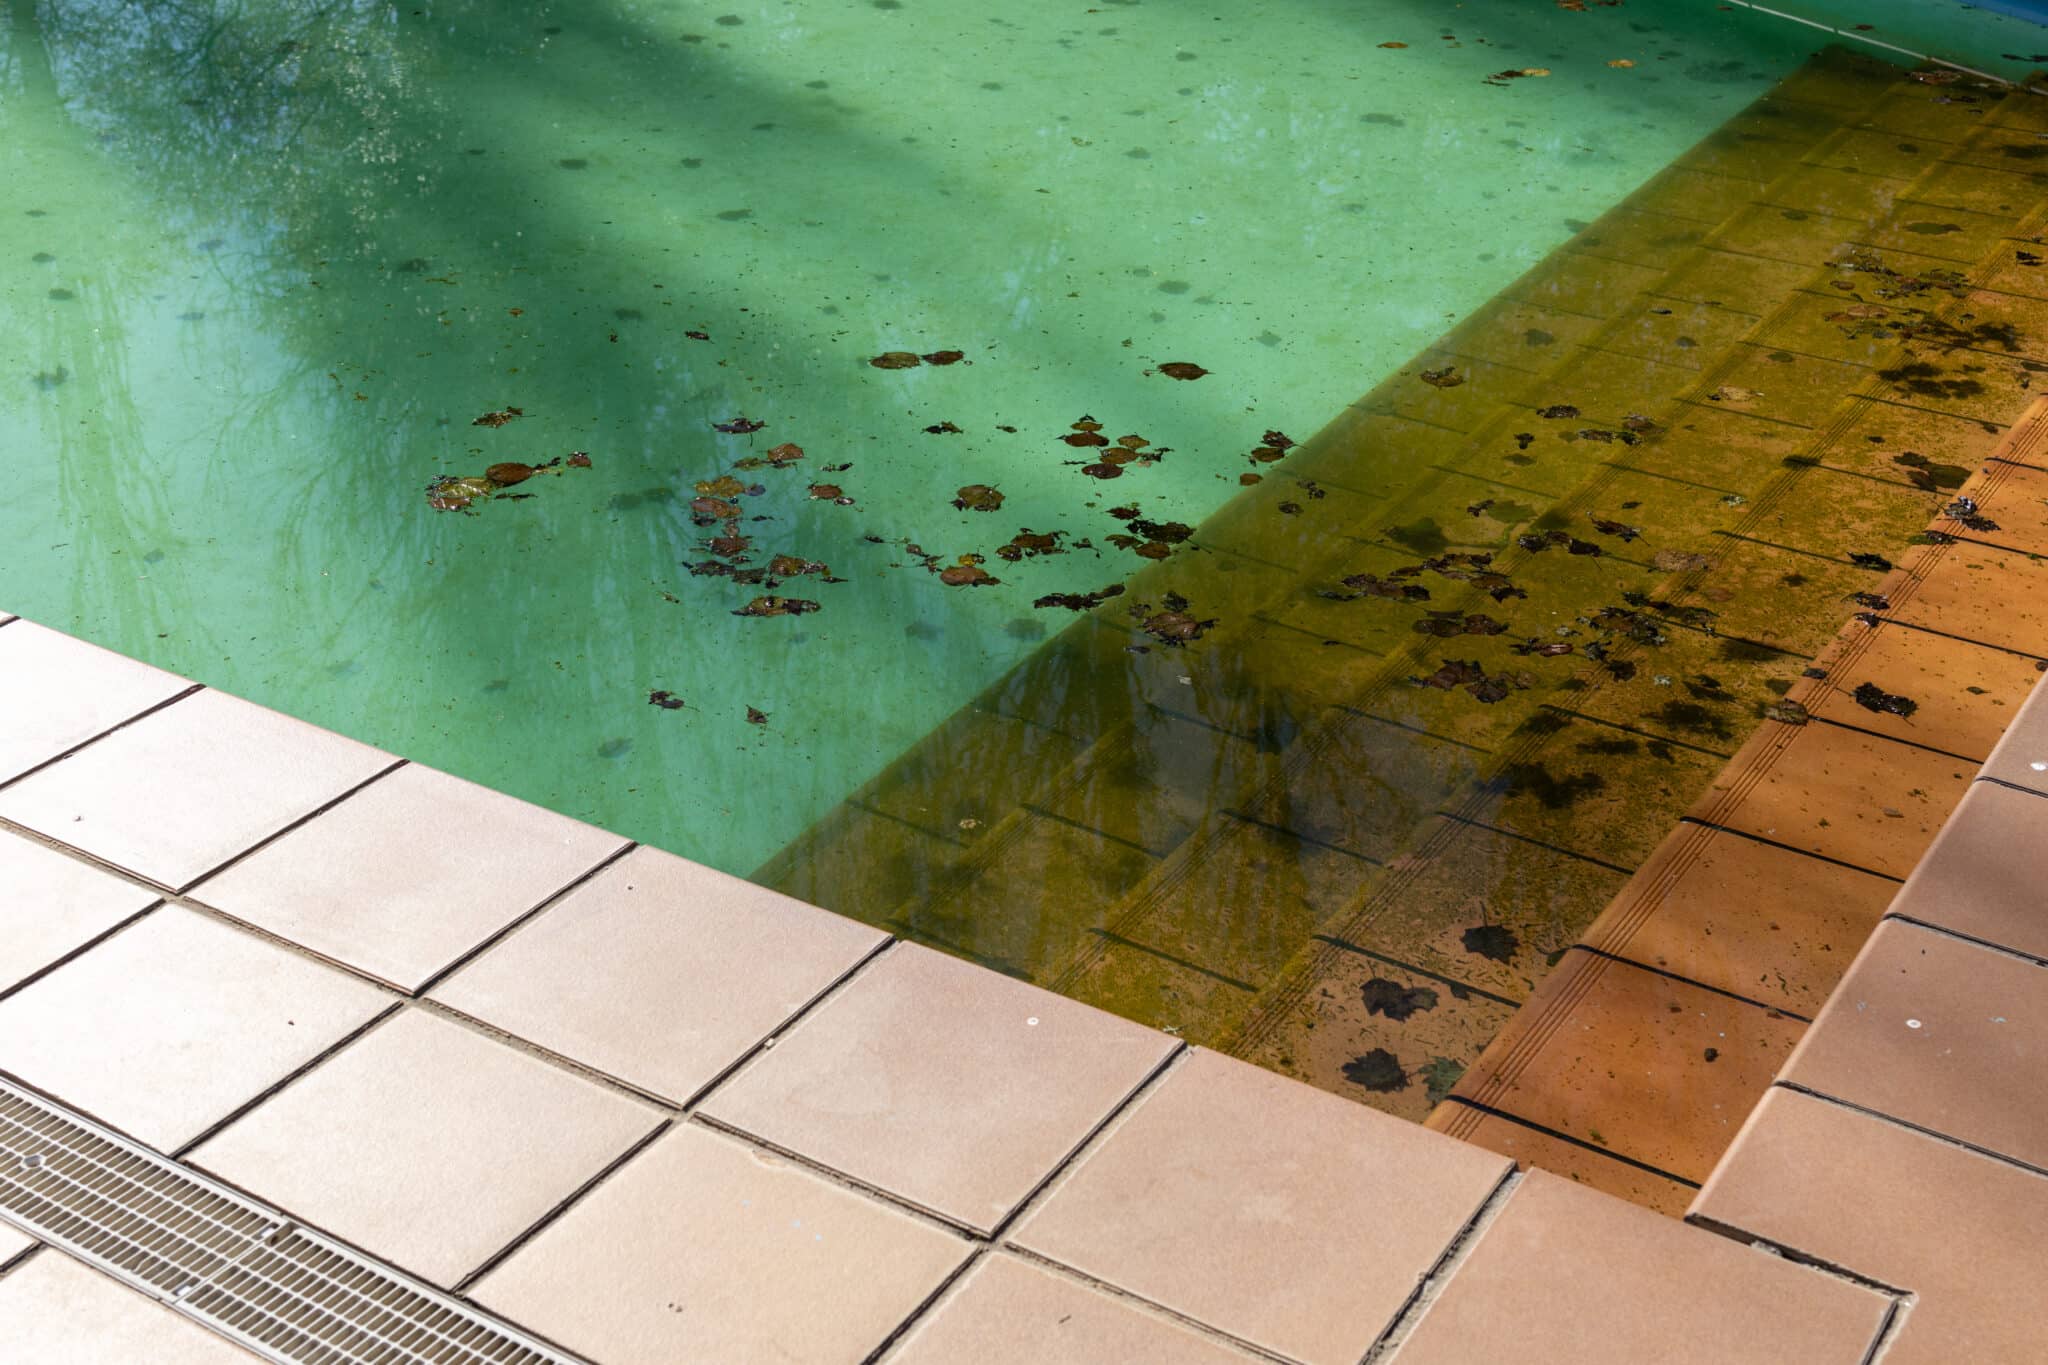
[870,351,922,369]
[1158,362,1208,380]
[472,407,524,428]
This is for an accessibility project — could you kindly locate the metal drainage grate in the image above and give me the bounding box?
[0,1077,580,1364]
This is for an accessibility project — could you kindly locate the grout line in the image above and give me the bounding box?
[1974,771,2048,801]
[1431,812,1636,876]
[1675,816,1906,882]
[1534,705,1734,760]
[1360,1166,1523,1364]
[1684,1209,1917,1299]
[859,1245,991,1365]
[1307,936,1523,1009]
[170,1001,407,1159]
[1859,1294,1915,1365]
[997,1242,1295,1365]
[1883,614,2048,663]
[1773,1081,2048,1181]
[1799,713,1984,765]
[1430,1097,1704,1188]
[0,683,204,797]
[166,758,411,895]
[1882,909,2048,971]
[0,899,163,1007]
[452,1116,676,1293]
[1569,944,1813,1020]
[404,839,641,998]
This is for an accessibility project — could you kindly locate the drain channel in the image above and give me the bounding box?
[0,1077,579,1364]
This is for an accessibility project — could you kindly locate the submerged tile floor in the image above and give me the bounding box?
[0,608,2001,1362]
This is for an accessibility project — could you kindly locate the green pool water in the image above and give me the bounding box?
[0,0,2026,879]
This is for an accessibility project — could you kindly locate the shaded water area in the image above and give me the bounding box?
[4,1,2047,1110]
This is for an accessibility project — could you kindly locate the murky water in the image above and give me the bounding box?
[3,1,2041,1103]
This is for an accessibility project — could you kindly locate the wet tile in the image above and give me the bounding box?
[758,800,968,925]
[1396,1169,1888,1365]
[1760,165,1910,224]
[0,906,387,1151]
[0,1251,260,1364]
[1695,345,1872,430]
[1569,208,1710,272]
[1693,1087,2048,1365]
[1805,126,1948,182]
[1864,202,2023,263]
[1510,252,1665,321]
[1707,204,1864,267]
[1933,450,2048,554]
[1754,288,1934,368]
[0,621,188,785]
[1872,345,2036,426]
[1631,167,1766,225]
[1373,350,1526,434]
[188,764,627,992]
[1676,105,1841,181]
[1615,404,1812,491]
[1856,85,2009,144]
[1011,1050,1508,1365]
[700,943,1174,1233]
[1783,919,2048,1167]
[1914,161,2048,219]
[1889,779,2048,961]
[1655,250,1820,318]
[1691,716,1973,879]
[471,1123,970,1365]
[1584,823,1894,1018]
[191,1008,661,1287]
[432,847,884,1105]
[1885,540,2048,658]
[1749,465,1955,570]
[1447,949,1803,1183]
[1425,1104,1696,1217]
[1600,297,1761,373]
[1508,348,1703,428]
[0,689,394,892]
[1954,288,2048,367]
[1239,948,1516,1125]
[1439,299,1607,372]
[1805,396,2005,485]
[886,1253,1258,1365]
[1805,621,2040,759]
[0,829,159,995]
[1245,709,1486,863]
[855,706,1090,845]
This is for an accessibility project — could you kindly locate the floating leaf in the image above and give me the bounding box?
[733,596,820,617]
[713,415,766,434]
[1419,366,1464,388]
[1158,361,1209,380]
[647,689,686,710]
[472,407,524,427]
[486,462,536,487]
[746,706,769,724]
[921,349,965,365]
[1035,584,1125,610]
[869,351,921,369]
[953,484,1005,512]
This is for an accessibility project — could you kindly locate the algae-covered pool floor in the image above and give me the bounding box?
[765,48,2048,1118]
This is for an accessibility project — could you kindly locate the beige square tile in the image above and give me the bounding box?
[0,1251,259,1363]
[0,907,387,1150]
[1889,779,2048,961]
[887,1253,1257,1365]
[0,621,189,785]
[1980,680,2048,797]
[0,1218,30,1264]
[1782,920,2048,1168]
[1693,1088,2048,1365]
[1010,1050,1509,1365]
[0,829,159,994]
[191,1008,660,1287]
[190,764,627,992]
[471,1123,969,1365]
[433,846,884,1102]
[0,690,395,891]
[1395,1170,1887,1365]
[699,943,1175,1233]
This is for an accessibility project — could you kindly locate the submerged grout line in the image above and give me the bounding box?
[1431,1096,1704,1188]
[1799,713,1984,765]
[1308,937,1523,1010]
[1360,1166,1523,1364]
[0,683,203,796]
[1772,1081,2048,1182]
[1676,816,1907,883]
[1569,944,1813,1021]
[1431,813,1636,876]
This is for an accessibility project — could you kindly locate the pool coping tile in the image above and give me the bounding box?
[0,829,162,997]
[0,1250,262,1363]
[0,621,192,788]
[1887,777,2048,961]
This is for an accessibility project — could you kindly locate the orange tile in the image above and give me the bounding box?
[1889,779,2048,962]
[1934,453,2048,556]
[1445,949,1803,1183]
[1693,1088,2048,1365]
[1883,540,2048,660]
[1801,620,2043,760]
[1782,920,2048,1169]
[1689,717,1973,879]
[1426,1104,1697,1217]
[1583,822,1894,1018]
[1395,1170,1888,1365]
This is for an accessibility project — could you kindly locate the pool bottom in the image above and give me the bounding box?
[757,46,2048,1143]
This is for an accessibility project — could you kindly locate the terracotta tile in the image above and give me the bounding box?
[1631,167,1766,224]
[1693,1087,2048,1365]
[1884,540,2048,659]
[1694,345,1872,430]
[434,846,884,1104]
[1934,452,2048,555]
[1655,250,1820,318]
[470,1123,969,1365]
[0,830,159,995]
[700,943,1174,1233]
[188,763,627,992]
[1690,718,1972,879]
[0,1251,260,1363]
[1913,161,2047,219]
[1396,1169,1887,1365]
[1804,621,2040,760]
[1707,204,1864,267]
[1782,919,2048,1167]
[0,690,394,891]
[1010,1050,1508,1365]
[0,621,189,785]
[1425,1104,1696,1217]
[0,907,386,1151]
[1890,780,2048,961]
[1584,822,1893,1018]
[191,1008,661,1287]
[1862,202,2020,263]
[1446,950,1803,1183]
[886,1254,1257,1365]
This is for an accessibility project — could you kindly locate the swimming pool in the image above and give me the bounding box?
[5,0,2044,1102]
